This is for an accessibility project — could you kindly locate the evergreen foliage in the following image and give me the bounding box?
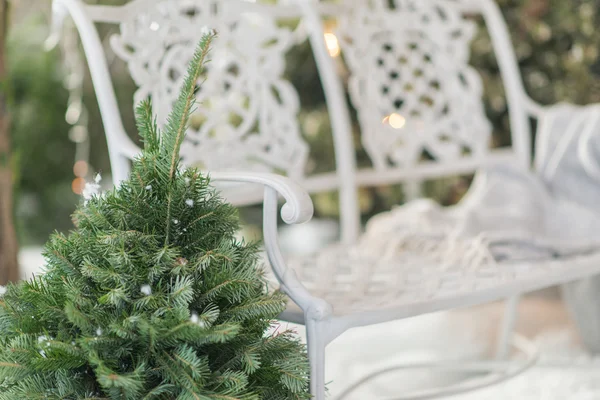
[0,33,309,399]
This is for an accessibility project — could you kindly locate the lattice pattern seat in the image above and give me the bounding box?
[273,234,600,318]
[270,199,600,318]
[282,236,499,316]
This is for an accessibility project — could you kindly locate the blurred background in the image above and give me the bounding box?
[5,1,600,397]
[6,0,600,251]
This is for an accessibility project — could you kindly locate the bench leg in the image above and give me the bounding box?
[496,295,521,359]
[307,320,327,399]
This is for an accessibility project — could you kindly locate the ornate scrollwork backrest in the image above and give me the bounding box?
[110,0,309,179]
[338,0,493,170]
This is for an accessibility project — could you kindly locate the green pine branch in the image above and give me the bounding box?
[0,31,309,399]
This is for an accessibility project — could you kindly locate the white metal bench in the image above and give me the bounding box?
[49,0,600,398]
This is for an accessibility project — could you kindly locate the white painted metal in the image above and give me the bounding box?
[49,0,600,399]
[48,0,139,185]
[339,0,493,170]
[111,4,310,179]
[496,295,521,360]
[294,0,361,244]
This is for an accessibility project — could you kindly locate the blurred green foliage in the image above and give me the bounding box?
[472,0,600,149]
[9,14,76,246]
[296,0,600,220]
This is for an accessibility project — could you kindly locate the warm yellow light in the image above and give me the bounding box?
[72,177,86,195]
[324,32,341,57]
[383,113,406,129]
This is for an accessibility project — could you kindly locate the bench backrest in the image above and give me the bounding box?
[55,0,534,242]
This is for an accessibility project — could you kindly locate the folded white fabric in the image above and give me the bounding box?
[536,103,600,240]
[536,104,600,352]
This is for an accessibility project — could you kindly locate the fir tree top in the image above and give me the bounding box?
[0,33,309,399]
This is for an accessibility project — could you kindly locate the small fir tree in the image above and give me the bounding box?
[0,33,309,399]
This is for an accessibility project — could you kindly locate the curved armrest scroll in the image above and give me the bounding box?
[209,172,314,225]
[210,172,324,314]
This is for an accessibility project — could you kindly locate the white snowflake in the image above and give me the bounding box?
[82,173,102,203]
[82,181,100,202]
[173,219,179,225]
[140,284,152,296]
[186,199,194,207]
[201,27,216,36]
[145,185,152,191]
[0,286,6,296]
[96,328,103,336]
[37,335,49,357]
[190,312,199,324]
[184,177,191,186]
